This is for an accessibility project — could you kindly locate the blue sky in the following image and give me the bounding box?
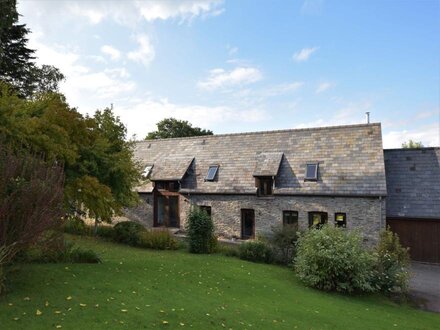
[18,0,439,147]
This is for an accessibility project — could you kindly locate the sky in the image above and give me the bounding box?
[17,0,439,148]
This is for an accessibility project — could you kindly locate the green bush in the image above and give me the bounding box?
[138,230,178,250]
[266,225,298,265]
[63,216,88,235]
[68,246,101,263]
[113,221,144,246]
[239,241,273,264]
[372,229,410,294]
[217,244,240,258]
[294,225,375,293]
[96,225,115,240]
[186,208,217,254]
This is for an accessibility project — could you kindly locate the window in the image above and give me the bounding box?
[308,212,328,229]
[154,181,179,192]
[199,205,212,217]
[205,165,219,181]
[256,176,273,196]
[283,211,298,227]
[335,213,346,228]
[305,163,318,181]
[142,165,153,179]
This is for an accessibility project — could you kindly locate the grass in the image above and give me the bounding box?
[0,236,438,329]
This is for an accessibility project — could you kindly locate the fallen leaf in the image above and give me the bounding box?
[79,303,87,307]
[56,326,62,329]
[54,311,61,314]
[162,320,169,325]
[45,301,49,307]
[13,317,19,321]
[23,297,30,301]
[66,296,72,301]
[121,309,128,313]
[36,309,42,316]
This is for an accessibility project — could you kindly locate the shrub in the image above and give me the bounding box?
[138,230,178,250]
[0,147,64,262]
[372,229,410,294]
[68,246,101,263]
[113,221,144,246]
[239,241,274,264]
[294,225,375,293]
[186,208,217,254]
[96,225,114,240]
[266,225,298,265]
[63,216,88,235]
[217,244,240,258]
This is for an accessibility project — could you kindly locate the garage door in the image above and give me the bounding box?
[387,218,440,264]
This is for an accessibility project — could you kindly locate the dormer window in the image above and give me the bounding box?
[256,176,273,196]
[142,165,153,179]
[205,165,219,181]
[305,163,318,181]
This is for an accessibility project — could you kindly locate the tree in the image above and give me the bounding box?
[146,118,213,139]
[0,84,141,233]
[402,139,424,149]
[0,0,64,97]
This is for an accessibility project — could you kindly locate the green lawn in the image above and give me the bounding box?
[0,237,438,329]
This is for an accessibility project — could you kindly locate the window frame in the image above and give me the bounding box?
[199,205,212,218]
[308,211,328,229]
[205,165,219,181]
[256,176,274,197]
[334,212,347,228]
[304,163,319,181]
[283,210,299,227]
[154,181,179,192]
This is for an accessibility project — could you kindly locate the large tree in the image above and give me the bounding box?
[146,118,213,140]
[0,0,64,97]
[0,83,141,231]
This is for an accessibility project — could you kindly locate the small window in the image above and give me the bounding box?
[257,177,273,196]
[283,211,298,227]
[142,165,153,179]
[199,205,212,217]
[305,163,318,181]
[205,165,219,181]
[335,213,346,228]
[308,212,327,229]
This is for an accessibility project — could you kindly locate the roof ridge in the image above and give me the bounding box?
[384,147,440,151]
[136,122,381,143]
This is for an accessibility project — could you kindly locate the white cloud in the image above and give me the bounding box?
[101,45,121,61]
[316,82,334,93]
[116,98,269,138]
[197,67,263,90]
[265,82,304,97]
[127,34,155,67]
[292,47,319,62]
[65,0,224,26]
[382,124,440,149]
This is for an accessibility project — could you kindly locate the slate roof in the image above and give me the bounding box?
[384,148,440,219]
[253,152,284,177]
[134,123,387,196]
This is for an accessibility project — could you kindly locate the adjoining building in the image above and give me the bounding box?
[125,123,387,245]
[384,147,440,263]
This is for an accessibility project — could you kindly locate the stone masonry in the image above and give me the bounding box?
[127,192,385,244]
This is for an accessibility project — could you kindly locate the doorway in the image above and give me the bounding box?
[241,209,255,239]
[154,194,179,228]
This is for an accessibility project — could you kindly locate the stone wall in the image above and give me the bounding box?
[125,193,385,244]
